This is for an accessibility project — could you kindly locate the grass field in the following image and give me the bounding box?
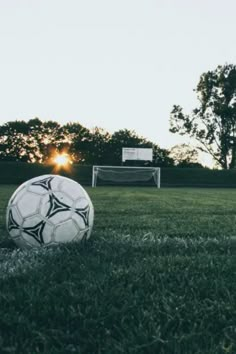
[0,186,236,353]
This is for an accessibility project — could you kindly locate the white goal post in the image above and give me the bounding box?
[92,166,161,188]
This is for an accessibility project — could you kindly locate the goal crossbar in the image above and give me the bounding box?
[92,165,161,188]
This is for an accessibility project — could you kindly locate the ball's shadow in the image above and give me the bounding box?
[0,238,17,249]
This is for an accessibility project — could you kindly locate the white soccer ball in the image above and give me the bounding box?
[6,174,94,249]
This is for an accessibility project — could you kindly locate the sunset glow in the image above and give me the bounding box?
[54,154,71,167]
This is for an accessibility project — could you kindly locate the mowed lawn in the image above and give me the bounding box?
[0,185,236,353]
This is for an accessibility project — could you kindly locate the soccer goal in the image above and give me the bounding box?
[92,166,161,188]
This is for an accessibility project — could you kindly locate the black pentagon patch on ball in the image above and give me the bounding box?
[8,210,20,231]
[46,193,72,218]
[75,205,90,227]
[23,220,46,245]
[32,176,54,191]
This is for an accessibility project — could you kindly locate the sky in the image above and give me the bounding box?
[0,0,236,165]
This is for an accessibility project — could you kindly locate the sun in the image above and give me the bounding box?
[53,154,71,167]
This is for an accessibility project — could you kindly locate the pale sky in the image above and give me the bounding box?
[0,0,235,159]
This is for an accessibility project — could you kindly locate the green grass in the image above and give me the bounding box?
[0,186,236,353]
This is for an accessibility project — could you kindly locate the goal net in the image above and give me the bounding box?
[92,166,161,188]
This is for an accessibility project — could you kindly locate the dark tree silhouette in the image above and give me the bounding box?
[0,119,174,167]
[0,118,65,162]
[170,64,236,169]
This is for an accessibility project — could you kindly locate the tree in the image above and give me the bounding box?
[169,144,203,168]
[0,120,35,162]
[170,64,236,169]
[152,145,174,167]
[63,122,91,163]
[0,118,66,163]
[28,118,65,163]
[71,126,111,164]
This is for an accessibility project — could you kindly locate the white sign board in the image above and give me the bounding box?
[122,148,153,162]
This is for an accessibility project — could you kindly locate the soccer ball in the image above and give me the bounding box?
[6,175,94,249]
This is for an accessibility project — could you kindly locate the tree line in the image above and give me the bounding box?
[0,118,202,168]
